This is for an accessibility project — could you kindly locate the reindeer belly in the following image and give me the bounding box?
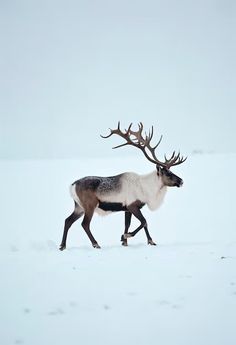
[98,201,128,212]
[96,199,145,216]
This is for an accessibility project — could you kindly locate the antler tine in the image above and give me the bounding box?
[100,121,118,139]
[127,123,133,134]
[101,121,135,149]
[101,121,125,139]
[169,155,188,167]
[164,151,177,168]
[100,128,113,139]
[172,152,180,163]
[144,126,154,146]
[129,122,145,144]
[153,135,163,149]
[135,124,165,165]
[138,122,144,132]
[169,152,181,166]
[113,142,130,149]
[164,151,176,162]
[164,151,188,168]
[149,126,154,141]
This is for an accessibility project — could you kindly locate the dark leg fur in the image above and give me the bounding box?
[81,211,101,249]
[121,211,132,246]
[144,227,156,245]
[59,209,83,250]
[124,204,156,245]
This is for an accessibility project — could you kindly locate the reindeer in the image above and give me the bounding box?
[59,123,187,250]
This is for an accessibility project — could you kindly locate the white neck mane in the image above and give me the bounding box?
[140,171,167,211]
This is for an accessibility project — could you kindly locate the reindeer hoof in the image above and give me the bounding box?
[121,234,128,241]
[93,243,101,249]
[148,240,156,246]
[59,245,66,251]
[122,241,128,246]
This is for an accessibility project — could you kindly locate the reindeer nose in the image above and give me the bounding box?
[179,179,184,187]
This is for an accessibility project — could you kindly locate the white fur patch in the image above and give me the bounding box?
[70,184,83,209]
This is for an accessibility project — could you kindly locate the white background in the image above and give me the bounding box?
[1,0,235,159]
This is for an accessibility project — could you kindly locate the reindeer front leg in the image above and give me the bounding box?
[123,203,156,245]
[121,211,132,246]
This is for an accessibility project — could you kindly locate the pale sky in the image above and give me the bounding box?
[1,0,235,159]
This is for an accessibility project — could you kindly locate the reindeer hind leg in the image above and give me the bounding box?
[81,209,101,249]
[59,202,83,251]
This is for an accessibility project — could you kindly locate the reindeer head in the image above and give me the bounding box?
[101,122,187,188]
[156,166,183,188]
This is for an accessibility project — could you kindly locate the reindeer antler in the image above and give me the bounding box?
[101,122,187,169]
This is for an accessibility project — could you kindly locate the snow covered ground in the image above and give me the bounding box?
[0,153,236,345]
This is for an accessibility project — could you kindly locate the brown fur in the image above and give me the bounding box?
[75,185,99,212]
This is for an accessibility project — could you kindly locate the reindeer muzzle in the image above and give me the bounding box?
[175,178,183,187]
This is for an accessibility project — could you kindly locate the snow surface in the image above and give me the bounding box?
[0,153,236,345]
